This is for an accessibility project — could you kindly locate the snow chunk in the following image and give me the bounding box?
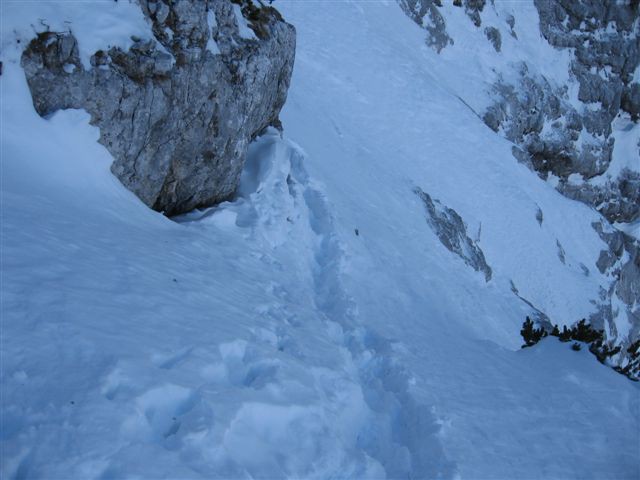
[206,8,221,54]
[232,4,258,40]
[567,173,584,185]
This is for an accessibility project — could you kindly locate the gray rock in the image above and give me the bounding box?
[560,168,640,224]
[579,263,590,276]
[505,14,517,38]
[591,220,640,374]
[479,0,639,224]
[535,206,543,226]
[483,67,616,180]
[556,239,566,264]
[21,0,296,216]
[484,26,501,52]
[533,0,638,219]
[414,187,492,282]
[398,0,486,51]
[622,83,640,121]
[463,0,485,27]
[397,0,453,52]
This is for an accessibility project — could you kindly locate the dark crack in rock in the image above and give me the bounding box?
[414,187,492,282]
[21,0,296,216]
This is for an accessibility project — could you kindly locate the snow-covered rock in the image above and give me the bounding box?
[21,0,295,215]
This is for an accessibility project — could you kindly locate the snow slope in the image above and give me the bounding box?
[1,1,639,479]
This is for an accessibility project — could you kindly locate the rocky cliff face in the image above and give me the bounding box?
[400,0,638,223]
[489,0,640,225]
[397,0,639,376]
[21,0,295,216]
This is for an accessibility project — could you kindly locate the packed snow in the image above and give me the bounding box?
[1,1,639,479]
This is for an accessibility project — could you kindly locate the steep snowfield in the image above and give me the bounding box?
[1,1,639,479]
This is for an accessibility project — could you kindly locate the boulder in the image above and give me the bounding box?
[21,0,296,215]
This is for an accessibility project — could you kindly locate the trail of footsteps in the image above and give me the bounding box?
[287,143,457,479]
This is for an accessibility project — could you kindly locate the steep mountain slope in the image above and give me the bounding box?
[1,1,639,479]
[401,0,639,222]
[397,0,640,368]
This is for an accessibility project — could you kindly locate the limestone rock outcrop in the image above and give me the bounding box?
[22,0,296,215]
[487,0,639,224]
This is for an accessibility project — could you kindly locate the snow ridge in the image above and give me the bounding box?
[200,130,456,478]
[275,134,456,478]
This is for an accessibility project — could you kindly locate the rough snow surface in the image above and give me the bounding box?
[1,1,639,479]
